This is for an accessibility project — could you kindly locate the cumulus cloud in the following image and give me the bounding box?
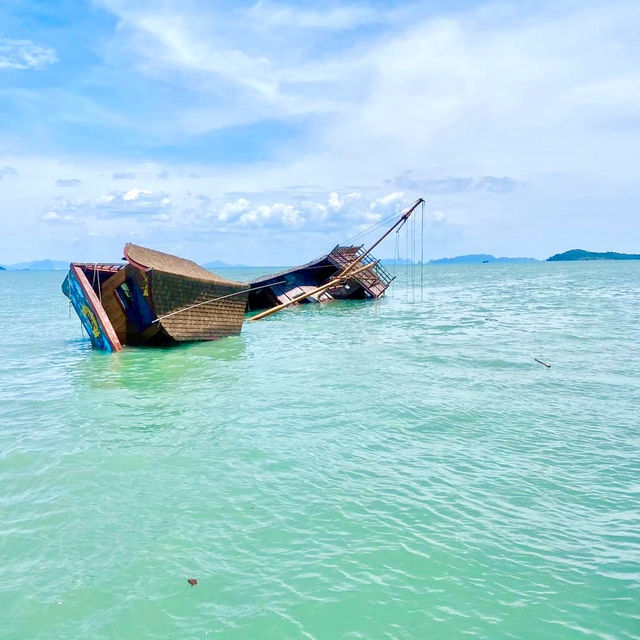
[4,1,640,263]
[191,190,411,234]
[0,38,58,70]
[122,188,152,201]
[56,178,82,187]
[41,211,76,224]
[52,188,172,220]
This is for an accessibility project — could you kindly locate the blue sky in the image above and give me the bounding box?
[1,0,638,264]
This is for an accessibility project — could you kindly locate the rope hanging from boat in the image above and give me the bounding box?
[421,200,424,302]
[91,264,102,302]
[412,206,417,302]
[405,212,410,300]
[396,198,426,303]
[392,225,400,297]
[338,199,428,304]
[152,280,287,324]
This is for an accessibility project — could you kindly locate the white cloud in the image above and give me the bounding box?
[123,188,152,201]
[372,192,404,208]
[245,2,383,30]
[49,188,172,221]
[42,211,75,224]
[329,2,640,178]
[215,198,251,222]
[95,0,640,184]
[0,38,58,70]
[2,1,640,263]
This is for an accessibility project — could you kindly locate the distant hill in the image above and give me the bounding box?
[202,260,247,269]
[430,254,538,265]
[0,265,6,270]
[5,259,69,270]
[379,258,414,266]
[548,249,640,261]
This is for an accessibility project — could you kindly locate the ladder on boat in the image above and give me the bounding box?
[327,245,395,298]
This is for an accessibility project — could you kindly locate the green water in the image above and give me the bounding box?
[1,263,639,639]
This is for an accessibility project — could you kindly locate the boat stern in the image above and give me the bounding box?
[63,264,123,352]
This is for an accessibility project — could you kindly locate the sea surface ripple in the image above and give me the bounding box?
[1,262,639,639]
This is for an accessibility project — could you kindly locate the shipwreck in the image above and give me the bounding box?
[63,198,424,350]
[62,243,249,352]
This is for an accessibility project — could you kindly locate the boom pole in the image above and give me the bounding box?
[345,198,424,274]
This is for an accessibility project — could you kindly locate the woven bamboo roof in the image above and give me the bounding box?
[123,243,241,285]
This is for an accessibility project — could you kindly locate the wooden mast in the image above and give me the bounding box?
[249,198,424,322]
[338,197,424,278]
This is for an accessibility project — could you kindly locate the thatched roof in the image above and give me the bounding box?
[123,243,241,285]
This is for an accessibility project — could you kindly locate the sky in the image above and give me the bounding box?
[0,0,638,265]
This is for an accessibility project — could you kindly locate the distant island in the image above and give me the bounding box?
[548,249,640,261]
[379,258,414,266]
[1,258,246,271]
[429,254,538,265]
[2,259,69,270]
[202,260,247,269]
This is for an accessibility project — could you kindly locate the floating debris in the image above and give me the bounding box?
[534,358,551,368]
[187,578,198,586]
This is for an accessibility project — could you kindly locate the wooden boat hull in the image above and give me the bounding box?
[63,244,248,350]
[62,265,123,352]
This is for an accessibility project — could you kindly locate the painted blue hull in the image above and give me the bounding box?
[62,268,121,351]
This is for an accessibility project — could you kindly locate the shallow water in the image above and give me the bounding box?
[1,262,639,639]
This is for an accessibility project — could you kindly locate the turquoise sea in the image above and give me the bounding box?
[1,262,639,640]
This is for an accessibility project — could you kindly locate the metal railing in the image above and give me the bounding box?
[328,245,394,287]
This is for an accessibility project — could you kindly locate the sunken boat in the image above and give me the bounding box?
[247,198,425,321]
[62,243,249,351]
[246,245,395,312]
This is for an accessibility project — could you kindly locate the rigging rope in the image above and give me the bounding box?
[341,204,414,246]
[420,200,425,302]
[411,207,416,302]
[392,227,400,298]
[405,213,409,301]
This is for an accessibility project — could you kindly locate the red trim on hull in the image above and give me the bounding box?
[71,265,123,352]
